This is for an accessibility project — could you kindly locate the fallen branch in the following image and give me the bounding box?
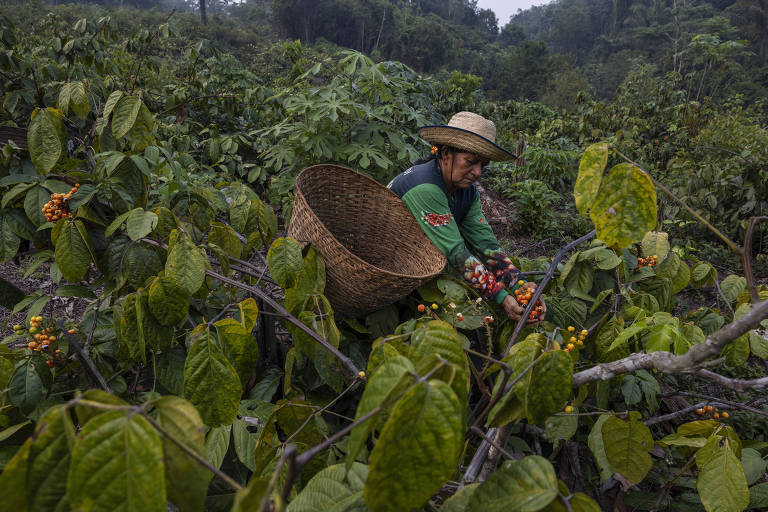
[571,299,768,387]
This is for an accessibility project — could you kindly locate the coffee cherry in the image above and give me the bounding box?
[713,413,720,419]
[696,408,704,415]
[722,412,729,419]
[431,303,438,310]
[567,326,575,332]
[46,360,54,368]
[358,371,366,379]
[704,405,713,412]
[417,304,425,312]
[564,405,574,413]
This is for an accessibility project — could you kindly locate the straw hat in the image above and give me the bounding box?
[418,111,516,162]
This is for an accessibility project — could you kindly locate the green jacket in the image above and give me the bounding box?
[388,159,521,304]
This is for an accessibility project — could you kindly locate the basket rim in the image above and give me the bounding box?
[292,163,446,281]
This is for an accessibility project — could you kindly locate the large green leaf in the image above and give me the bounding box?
[205,425,231,470]
[641,231,670,261]
[589,163,657,249]
[0,405,72,512]
[574,142,608,216]
[54,220,91,282]
[720,275,746,303]
[183,329,241,427]
[116,293,144,363]
[346,355,416,468]
[749,331,768,359]
[468,455,559,511]
[696,435,749,512]
[25,405,74,512]
[266,237,303,289]
[0,215,20,262]
[9,354,52,415]
[165,236,207,295]
[214,318,260,387]
[68,411,166,512]
[25,184,50,226]
[147,276,189,326]
[154,396,212,512]
[136,291,173,351]
[526,350,573,425]
[126,208,158,241]
[588,414,614,482]
[111,96,142,139]
[364,380,463,512]
[601,411,654,484]
[208,222,242,259]
[289,462,369,512]
[28,107,66,174]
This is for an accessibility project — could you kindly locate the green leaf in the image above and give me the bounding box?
[102,90,124,123]
[574,142,608,216]
[0,215,20,262]
[0,441,30,510]
[183,329,241,427]
[545,412,578,442]
[25,184,50,226]
[670,257,691,294]
[346,355,416,468]
[601,412,654,484]
[116,293,144,363]
[364,380,463,512]
[641,231,670,261]
[468,455,559,511]
[723,333,750,367]
[28,108,65,174]
[9,354,52,415]
[25,405,74,511]
[68,411,166,512]
[563,261,594,297]
[1,182,35,208]
[691,263,716,288]
[208,222,242,259]
[749,482,768,509]
[526,350,573,425]
[215,318,260,388]
[267,237,303,289]
[237,298,260,332]
[126,208,158,241]
[289,462,368,512]
[148,276,189,326]
[607,319,649,352]
[165,236,207,295]
[154,396,212,512]
[69,81,90,120]
[740,448,766,486]
[589,163,657,249]
[231,476,269,512]
[440,484,479,512]
[588,414,614,482]
[54,220,91,282]
[111,96,142,139]
[136,290,173,351]
[720,275,746,303]
[205,425,231,470]
[696,435,749,512]
[749,331,768,360]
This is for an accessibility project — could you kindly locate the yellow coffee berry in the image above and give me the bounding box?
[564,405,574,413]
[431,303,438,310]
[567,326,575,332]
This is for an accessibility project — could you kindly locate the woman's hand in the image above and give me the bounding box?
[502,282,546,324]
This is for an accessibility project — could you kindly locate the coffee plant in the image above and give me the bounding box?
[1,10,768,512]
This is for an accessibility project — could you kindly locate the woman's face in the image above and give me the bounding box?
[440,151,489,191]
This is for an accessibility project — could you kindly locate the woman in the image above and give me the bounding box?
[388,111,545,323]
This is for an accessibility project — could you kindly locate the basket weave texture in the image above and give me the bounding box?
[287,164,446,317]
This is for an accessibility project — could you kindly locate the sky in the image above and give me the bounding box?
[475,0,551,26]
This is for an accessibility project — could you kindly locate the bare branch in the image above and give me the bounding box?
[572,299,768,387]
[694,368,768,391]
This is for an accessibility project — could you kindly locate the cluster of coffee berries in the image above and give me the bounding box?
[696,404,728,420]
[563,325,588,354]
[513,280,544,321]
[636,255,658,268]
[12,317,69,367]
[41,184,80,222]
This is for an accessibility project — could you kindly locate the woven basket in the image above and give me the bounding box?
[287,164,446,317]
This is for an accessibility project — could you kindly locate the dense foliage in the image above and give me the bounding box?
[0,4,767,512]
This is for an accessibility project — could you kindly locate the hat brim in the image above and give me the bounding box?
[418,125,516,162]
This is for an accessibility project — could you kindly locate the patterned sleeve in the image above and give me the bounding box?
[459,197,522,292]
[399,183,507,302]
